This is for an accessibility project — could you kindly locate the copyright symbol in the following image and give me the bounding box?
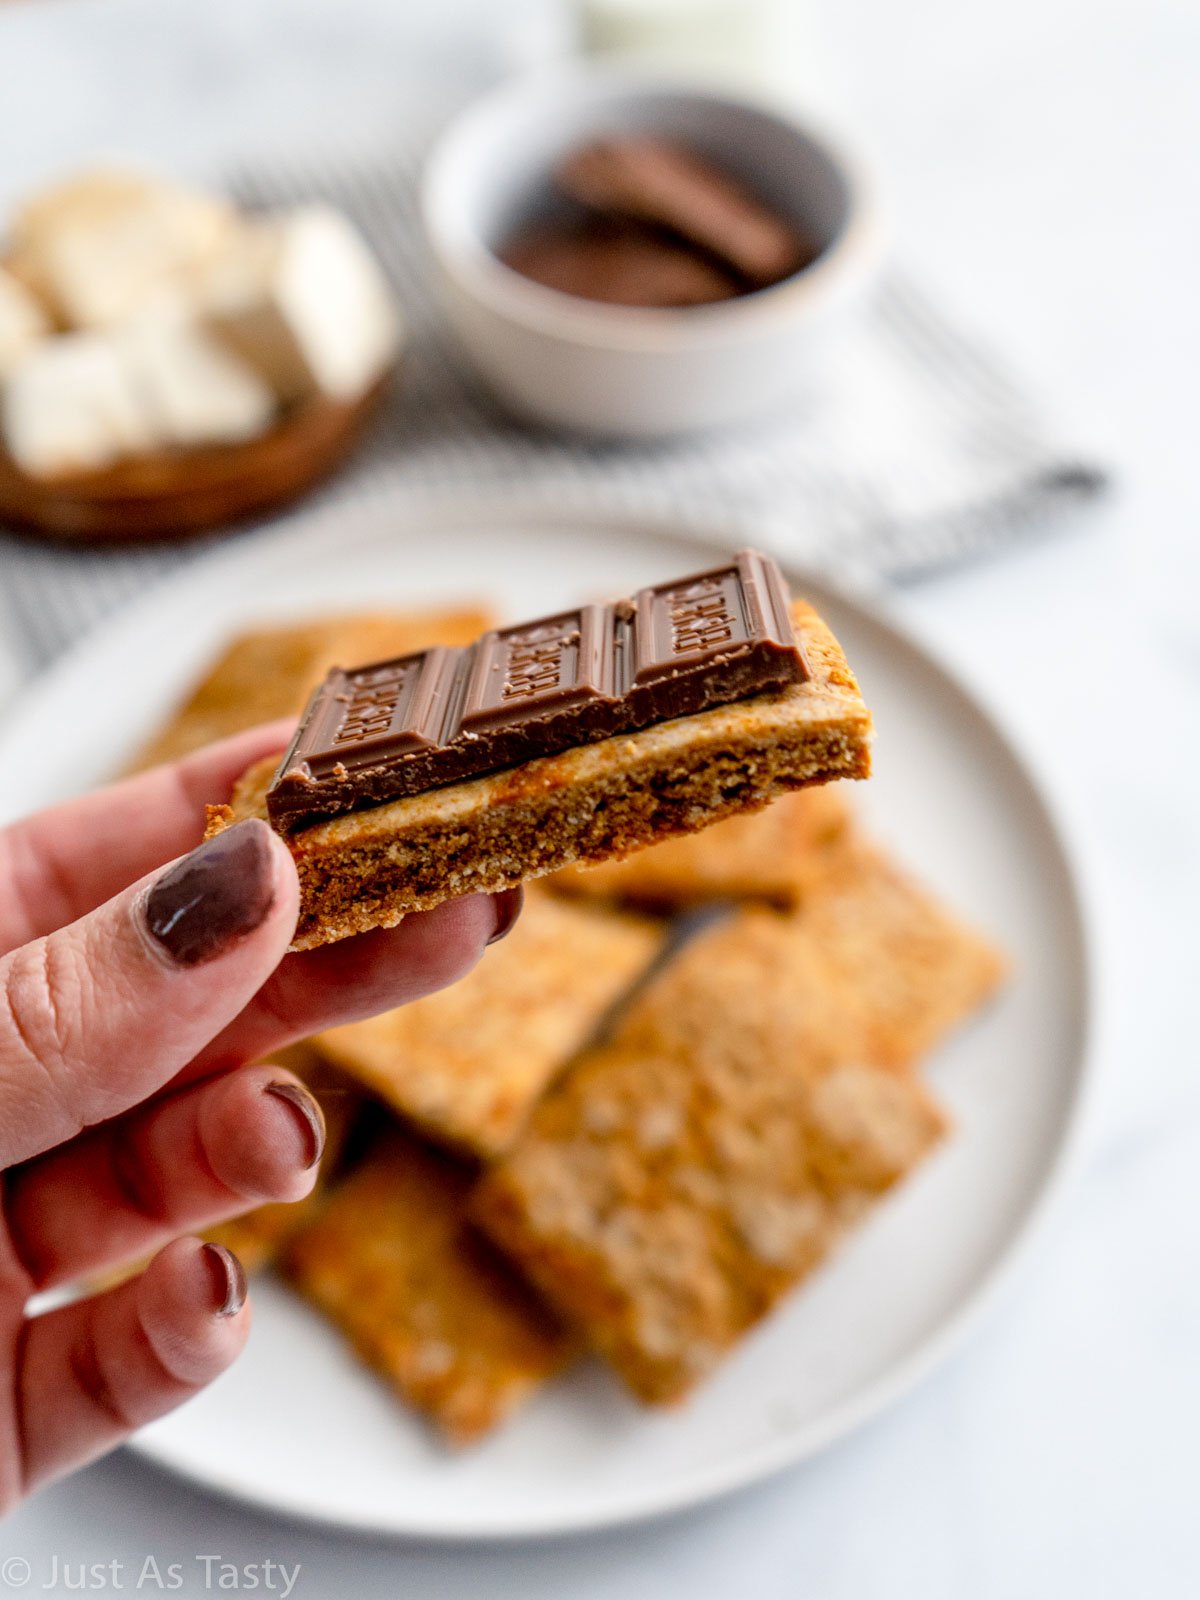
[1,1557,31,1588]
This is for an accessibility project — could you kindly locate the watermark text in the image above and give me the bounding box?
[0,1555,301,1595]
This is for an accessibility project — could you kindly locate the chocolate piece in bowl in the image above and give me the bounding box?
[500,214,741,308]
[556,136,817,290]
[205,553,872,950]
[499,136,818,310]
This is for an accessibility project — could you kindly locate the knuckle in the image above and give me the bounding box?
[250,970,298,1038]
[1,939,78,1127]
[68,1328,141,1433]
[107,1119,170,1224]
[0,1203,38,1299]
[1,920,150,1143]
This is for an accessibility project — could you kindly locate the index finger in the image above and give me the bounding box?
[0,720,293,955]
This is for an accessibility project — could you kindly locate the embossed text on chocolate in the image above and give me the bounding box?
[667,579,737,654]
[333,665,410,745]
[503,626,575,700]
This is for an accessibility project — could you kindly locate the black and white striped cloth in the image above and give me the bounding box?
[0,140,1105,679]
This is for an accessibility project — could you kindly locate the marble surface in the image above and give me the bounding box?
[1,0,1197,1594]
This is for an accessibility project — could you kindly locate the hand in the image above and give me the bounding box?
[0,722,521,1509]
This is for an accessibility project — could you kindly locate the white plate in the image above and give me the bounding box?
[0,493,1092,1540]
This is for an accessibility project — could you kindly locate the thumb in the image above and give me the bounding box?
[0,819,299,1168]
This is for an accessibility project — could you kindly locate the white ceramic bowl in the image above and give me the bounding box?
[420,68,881,439]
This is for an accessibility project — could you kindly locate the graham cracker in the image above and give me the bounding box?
[315,890,663,1158]
[206,601,873,951]
[605,842,1006,1076]
[791,842,1008,1070]
[283,1127,576,1445]
[471,908,948,1405]
[546,784,853,911]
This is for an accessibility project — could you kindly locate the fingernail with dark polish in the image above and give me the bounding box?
[264,1080,325,1169]
[487,886,524,946]
[201,1242,247,1318]
[144,820,277,967]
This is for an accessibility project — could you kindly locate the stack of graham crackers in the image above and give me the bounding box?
[134,605,1006,1446]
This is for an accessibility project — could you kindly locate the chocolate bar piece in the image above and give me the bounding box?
[267,550,806,831]
[209,599,871,951]
[556,137,814,290]
[500,214,742,308]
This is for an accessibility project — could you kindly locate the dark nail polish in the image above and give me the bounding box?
[144,820,277,967]
[201,1241,247,1318]
[264,1080,325,1170]
[487,885,524,946]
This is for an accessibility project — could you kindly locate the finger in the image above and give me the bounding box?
[5,1061,324,1291]
[183,887,522,1085]
[0,719,293,955]
[0,818,299,1168]
[15,1236,249,1496]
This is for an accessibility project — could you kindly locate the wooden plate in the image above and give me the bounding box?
[0,377,388,545]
